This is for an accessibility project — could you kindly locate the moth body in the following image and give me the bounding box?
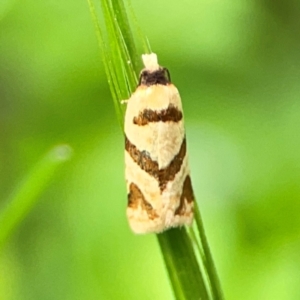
[124,53,194,234]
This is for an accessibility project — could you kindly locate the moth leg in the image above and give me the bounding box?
[120,99,129,105]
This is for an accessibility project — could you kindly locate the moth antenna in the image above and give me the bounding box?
[163,67,171,82]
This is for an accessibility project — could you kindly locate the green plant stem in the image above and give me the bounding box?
[0,145,72,250]
[194,202,224,299]
[157,228,209,300]
[87,0,125,127]
[87,1,224,299]
[111,0,139,72]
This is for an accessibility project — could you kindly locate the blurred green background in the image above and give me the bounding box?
[1,0,300,299]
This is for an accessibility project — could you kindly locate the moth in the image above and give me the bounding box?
[124,53,194,234]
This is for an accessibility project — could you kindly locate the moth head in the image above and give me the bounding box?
[139,53,171,86]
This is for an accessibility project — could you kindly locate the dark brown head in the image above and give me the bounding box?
[138,53,171,86]
[139,67,171,86]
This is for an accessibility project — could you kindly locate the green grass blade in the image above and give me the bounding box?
[105,0,138,92]
[194,202,224,299]
[87,1,223,299]
[87,0,125,127]
[111,0,139,73]
[157,228,209,300]
[0,145,73,250]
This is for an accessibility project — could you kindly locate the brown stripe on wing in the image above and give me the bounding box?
[128,183,158,220]
[133,104,182,126]
[175,175,194,216]
[125,136,186,191]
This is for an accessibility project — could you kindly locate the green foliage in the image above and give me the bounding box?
[0,145,72,250]
[88,0,141,127]
[88,1,223,299]
[1,0,300,299]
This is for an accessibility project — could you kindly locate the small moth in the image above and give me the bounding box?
[124,53,194,234]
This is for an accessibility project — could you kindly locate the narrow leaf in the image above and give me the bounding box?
[0,145,72,250]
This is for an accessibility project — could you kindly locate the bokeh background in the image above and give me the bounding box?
[1,0,300,299]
